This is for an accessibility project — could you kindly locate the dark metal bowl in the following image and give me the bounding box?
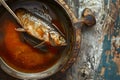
[0,0,81,79]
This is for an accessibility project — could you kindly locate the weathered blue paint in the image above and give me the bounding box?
[96,35,118,80]
[95,0,120,79]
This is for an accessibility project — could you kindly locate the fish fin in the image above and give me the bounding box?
[23,33,48,52]
[34,41,45,48]
[15,28,26,32]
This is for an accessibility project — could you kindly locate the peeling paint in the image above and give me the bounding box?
[95,0,120,80]
[113,53,120,75]
[100,67,106,76]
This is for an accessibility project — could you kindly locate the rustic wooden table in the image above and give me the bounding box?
[0,0,120,80]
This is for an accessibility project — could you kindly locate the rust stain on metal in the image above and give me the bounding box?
[56,0,78,23]
[105,50,111,63]
[112,33,120,75]
[61,29,81,72]
[101,1,119,41]
[113,53,120,75]
[100,67,106,76]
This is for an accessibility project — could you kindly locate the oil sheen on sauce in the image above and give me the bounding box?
[0,12,65,73]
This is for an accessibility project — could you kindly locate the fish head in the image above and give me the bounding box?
[58,36,67,46]
[49,31,67,46]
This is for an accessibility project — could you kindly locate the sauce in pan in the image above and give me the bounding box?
[0,11,65,73]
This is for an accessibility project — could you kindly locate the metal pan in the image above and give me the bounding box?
[0,0,92,79]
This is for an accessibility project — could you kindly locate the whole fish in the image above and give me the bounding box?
[15,8,67,46]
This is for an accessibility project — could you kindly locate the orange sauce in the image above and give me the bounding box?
[0,13,64,73]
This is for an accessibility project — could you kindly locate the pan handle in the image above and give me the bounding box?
[54,0,96,73]
[55,0,96,27]
[55,0,79,25]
